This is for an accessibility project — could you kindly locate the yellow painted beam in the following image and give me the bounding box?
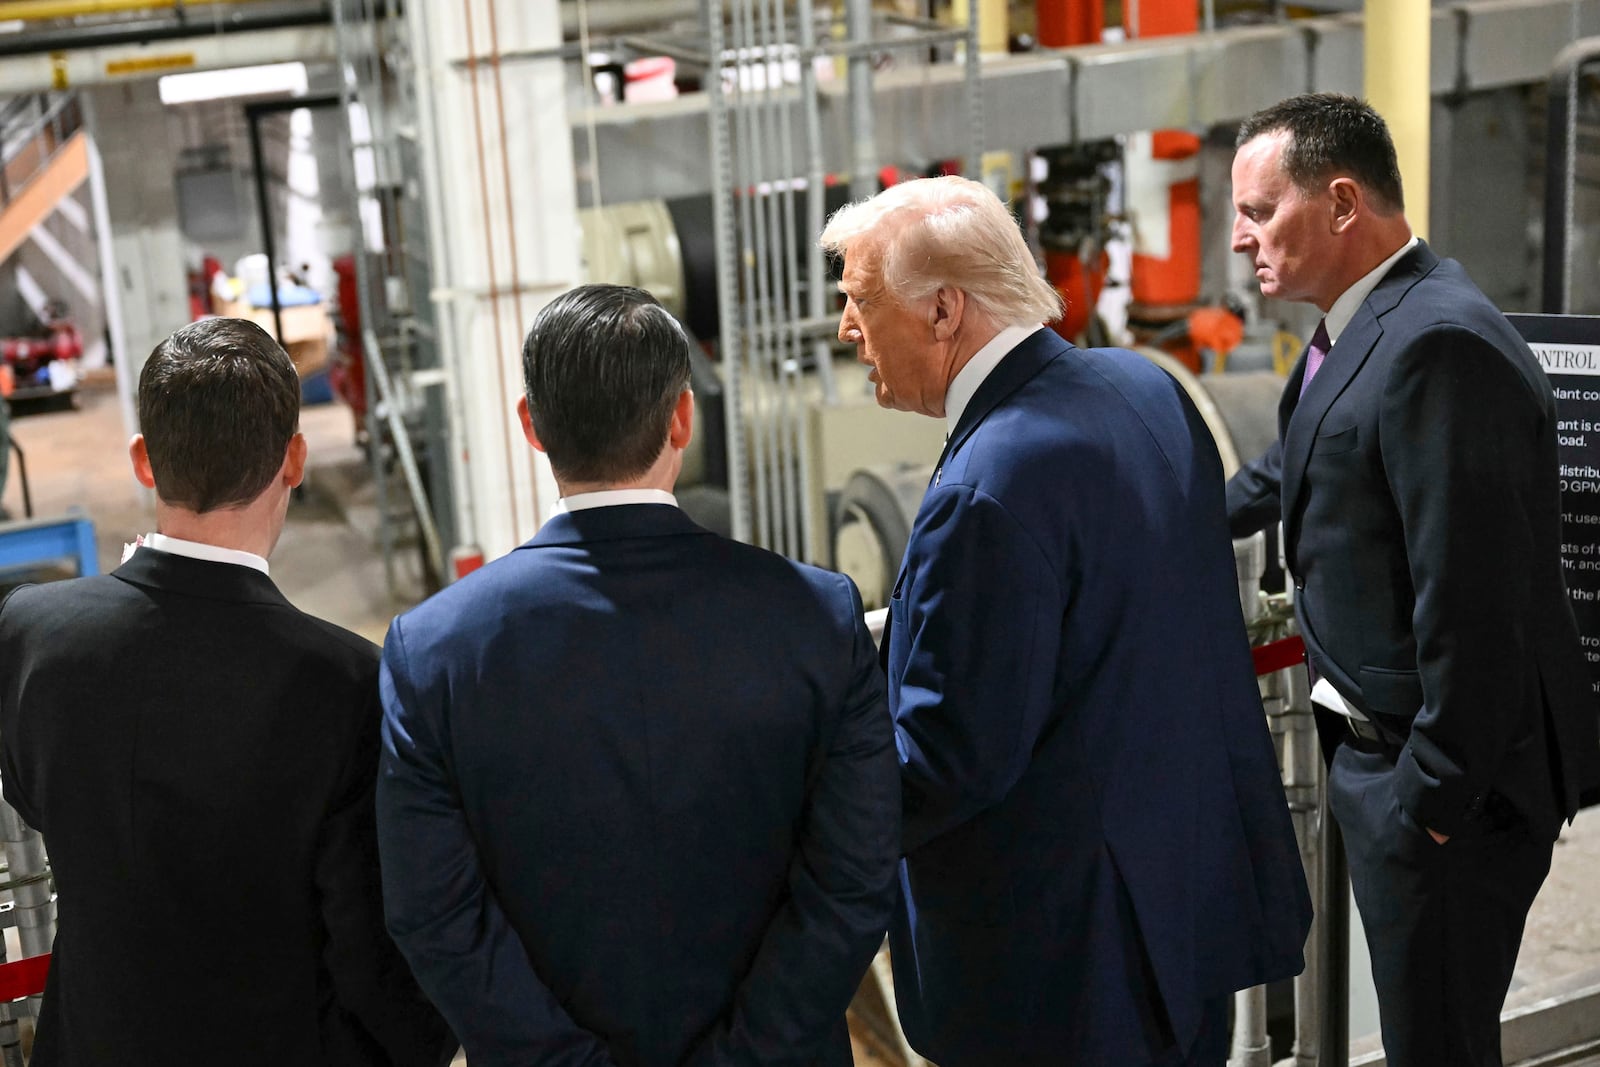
[1365,0,1429,239]
[0,0,264,21]
[949,0,1009,54]
[0,130,90,266]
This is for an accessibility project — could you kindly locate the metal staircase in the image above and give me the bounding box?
[0,92,87,267]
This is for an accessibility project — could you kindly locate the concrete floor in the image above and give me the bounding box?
[8,376,1600,1063]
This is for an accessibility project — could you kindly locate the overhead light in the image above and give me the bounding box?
[158,62,308,105]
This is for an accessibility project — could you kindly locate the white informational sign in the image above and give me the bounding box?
[1512,314,1600,695]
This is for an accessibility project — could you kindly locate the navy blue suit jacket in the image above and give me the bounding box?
[887,329,1311,1065]
[377,503,899,1066]
[1228,242,1600,839]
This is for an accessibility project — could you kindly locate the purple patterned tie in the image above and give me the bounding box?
[1299,319,1332,399]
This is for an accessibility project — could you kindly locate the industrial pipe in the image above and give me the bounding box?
[1036,0,1101,48]
[846,0,876,199]
[1365,0,1429,239]
[0,0,276,19]
[1123,0,1203,358]
[0,23,336,93]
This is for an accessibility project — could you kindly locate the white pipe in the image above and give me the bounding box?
[81,107,136,448]
[0,25,338,95]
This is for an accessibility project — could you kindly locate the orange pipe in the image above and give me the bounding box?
[1124,0,1197,37]
[1127,0,1201,310]
[1046,248,1108,342]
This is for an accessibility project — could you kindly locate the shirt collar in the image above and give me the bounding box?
[553,488,679,515]
[130,532,271,575]
[945,324,1041,435]
[1324,235,1418,343]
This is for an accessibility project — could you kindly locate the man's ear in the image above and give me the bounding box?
[129,434,156,490]
[930,287,967,341]
[283,432,307,490]
[516,394,547,452]
[1329,177,1361,235]
[668,389,694,451]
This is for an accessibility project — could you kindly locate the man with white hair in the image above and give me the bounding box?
[821,176,1311,1066]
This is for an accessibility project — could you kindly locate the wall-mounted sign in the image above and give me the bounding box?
[1510,313,1600,695]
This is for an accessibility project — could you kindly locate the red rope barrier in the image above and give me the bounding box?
[0,953,49,1001]
[1252,635,1306,677]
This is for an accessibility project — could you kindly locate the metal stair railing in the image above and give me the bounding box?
[0,90,81,213]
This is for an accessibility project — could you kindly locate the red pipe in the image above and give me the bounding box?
[1037,0,1103,47]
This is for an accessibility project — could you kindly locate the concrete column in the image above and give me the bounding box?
[83,81,188,436]
[1365,0,1429,240]
[407,0,581,560]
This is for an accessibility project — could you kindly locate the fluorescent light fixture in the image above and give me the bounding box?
[158,62,308,105]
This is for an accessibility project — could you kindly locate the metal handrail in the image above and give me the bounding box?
[0,90,82,210]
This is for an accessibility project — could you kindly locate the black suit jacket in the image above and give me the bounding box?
[0,549,453,1067]
[377,504,900,1067]
[1228,241,1600,840]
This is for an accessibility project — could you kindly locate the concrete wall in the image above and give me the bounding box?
[84,81,188,385]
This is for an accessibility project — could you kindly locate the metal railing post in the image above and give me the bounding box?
[1315,793,1350,1067]
[0,797,53,1027]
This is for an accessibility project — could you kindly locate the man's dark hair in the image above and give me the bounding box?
[138,317,301,512]
[1236,93,1405,213]
[521,284,692,485]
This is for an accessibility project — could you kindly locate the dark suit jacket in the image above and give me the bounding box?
[0,549,452,1067]
[377,503,899,1067]
[1228,241,1600,839]
[886,328,1311,1066]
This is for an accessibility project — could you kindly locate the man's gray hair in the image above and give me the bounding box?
[819,175,1063,328]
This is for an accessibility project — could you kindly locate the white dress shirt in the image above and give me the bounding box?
[1324,235,1418,344]
[945,324,1043,436]
[553,488,679,515]
[126,532,270,575]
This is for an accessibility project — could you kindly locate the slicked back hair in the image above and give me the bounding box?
[820,175,1064,328]
[137,317,300,513]
[521,285,692,485]
[1236,93,1405,214]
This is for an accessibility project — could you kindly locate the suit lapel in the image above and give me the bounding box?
[883,329,1065,674]
[1280,242,1439,557]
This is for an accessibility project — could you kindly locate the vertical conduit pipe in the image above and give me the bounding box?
[484,0,537,523]
[846,0,875,199]
[746,0,775,553]
[333,0,396,593]
[408,0,480,553]
[460,0,522,544]
[754,0,799,558]
[1316,792,1351,1067]
[704,0,752,543]
[762,0,803,559]
[796,0,836,406]
[731,0,774,547]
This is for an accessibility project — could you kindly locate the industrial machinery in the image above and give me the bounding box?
[579,190,949,557]
[831,349,1285,609]
[0,302,80,405]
